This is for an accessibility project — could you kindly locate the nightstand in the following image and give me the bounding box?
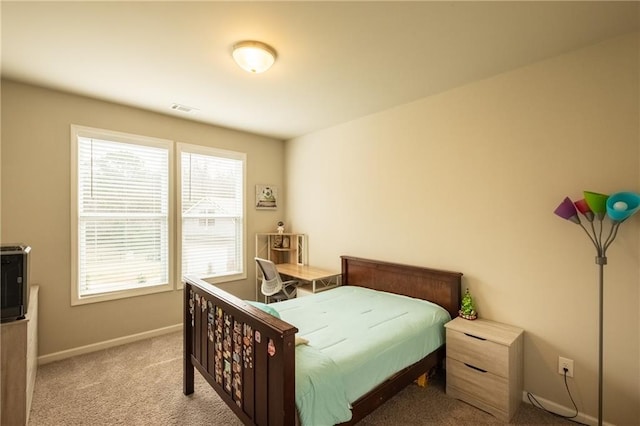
[444,317,524,421]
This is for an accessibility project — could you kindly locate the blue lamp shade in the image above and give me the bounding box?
[554,197,581,224]
[606,192,640,221]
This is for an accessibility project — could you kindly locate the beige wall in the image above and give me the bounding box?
[0,80,285,356]
[285,33,639,424]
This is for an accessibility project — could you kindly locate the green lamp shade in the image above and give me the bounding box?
[606,192,640,221]
[584,191,609,220]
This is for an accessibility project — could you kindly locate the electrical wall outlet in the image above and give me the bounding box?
[558,356,574,377]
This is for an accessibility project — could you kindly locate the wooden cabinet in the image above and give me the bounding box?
[255,233,307,266]
[444,317,523,422]
[1,285,38,426]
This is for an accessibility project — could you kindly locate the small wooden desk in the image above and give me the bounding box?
[275,263,341,294]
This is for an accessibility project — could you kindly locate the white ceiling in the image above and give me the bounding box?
[2,1,639,140]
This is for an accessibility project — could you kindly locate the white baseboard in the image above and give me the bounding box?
[522,391,614,426]
[38,324,183,365]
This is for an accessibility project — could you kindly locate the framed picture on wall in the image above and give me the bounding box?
[255,184,278,210]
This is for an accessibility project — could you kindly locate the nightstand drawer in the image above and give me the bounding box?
[446,358,509,417]
[447,328,509,377]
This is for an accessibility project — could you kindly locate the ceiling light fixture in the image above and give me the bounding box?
[232,40,277,74]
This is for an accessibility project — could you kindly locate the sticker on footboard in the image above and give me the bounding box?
[224,359,231,393]
[207,302,214,342]
[189,290,195,327]
[268,339,276,356]
[214,307,223,385]
[232,320,242,406]
[243,324,253,369]
[223,313,232,393]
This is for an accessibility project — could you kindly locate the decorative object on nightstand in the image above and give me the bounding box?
[445,317,524,421]
[459,288,477,320]
[276,221,285,234]
[554,190,640,426]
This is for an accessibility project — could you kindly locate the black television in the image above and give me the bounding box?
[1,244,31,322]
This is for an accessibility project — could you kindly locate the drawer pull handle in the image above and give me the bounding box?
[464,333,486,341]
[464,363,487,373]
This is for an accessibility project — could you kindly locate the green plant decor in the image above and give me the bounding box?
[459,288,477,320]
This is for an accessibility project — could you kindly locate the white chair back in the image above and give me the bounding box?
[255,258,282,296]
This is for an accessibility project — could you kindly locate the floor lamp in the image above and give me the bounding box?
[554,191,640,426]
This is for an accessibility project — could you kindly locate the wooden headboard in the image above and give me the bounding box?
[341,256,463,319]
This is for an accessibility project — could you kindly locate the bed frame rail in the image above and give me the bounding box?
[183,276,298,425]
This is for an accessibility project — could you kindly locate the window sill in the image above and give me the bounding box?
[71,282,174,306]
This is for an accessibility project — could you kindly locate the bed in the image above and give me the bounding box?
[183,256,462,425]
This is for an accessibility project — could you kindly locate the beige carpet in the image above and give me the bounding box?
[29,332,572,425]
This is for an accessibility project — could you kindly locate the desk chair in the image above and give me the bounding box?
[255,257,298,303]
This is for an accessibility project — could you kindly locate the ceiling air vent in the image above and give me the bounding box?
[170,103,198,113]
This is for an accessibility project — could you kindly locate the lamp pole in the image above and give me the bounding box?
[586,221,616,426]
[596,256,605,426]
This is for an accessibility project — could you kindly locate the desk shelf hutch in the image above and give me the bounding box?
[255,233,307,266]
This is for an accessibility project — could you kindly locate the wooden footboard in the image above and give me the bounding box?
[184,276,298,425]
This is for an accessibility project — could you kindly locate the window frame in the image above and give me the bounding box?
[70,125,175,305]
[176,142,247,289]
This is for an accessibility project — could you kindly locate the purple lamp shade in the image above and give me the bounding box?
[574,199,594,222]
[554,197,581,224]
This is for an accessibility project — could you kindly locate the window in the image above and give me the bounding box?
[71,125,173,304]
[178,144,246,284]
[71,127,247,304]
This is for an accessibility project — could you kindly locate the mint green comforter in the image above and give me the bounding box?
[273,286,451,425]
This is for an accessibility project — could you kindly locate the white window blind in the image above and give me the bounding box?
[76,134,170,297]
[180,146,245,281]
